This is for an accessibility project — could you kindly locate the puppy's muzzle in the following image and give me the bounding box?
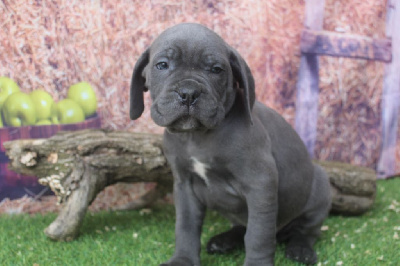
[150,77,225,131]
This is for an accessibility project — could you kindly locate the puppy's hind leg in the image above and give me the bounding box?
[206,225,246,254]
[284,164,332,265]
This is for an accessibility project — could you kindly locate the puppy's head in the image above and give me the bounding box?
[130,23,255,132]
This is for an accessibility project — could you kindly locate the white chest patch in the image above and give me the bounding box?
[191,157,209,186]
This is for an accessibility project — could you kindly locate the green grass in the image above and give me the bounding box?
[1,178,399,265]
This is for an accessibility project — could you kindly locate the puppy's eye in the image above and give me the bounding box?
[156,62,169,70]
[210,66,223,74]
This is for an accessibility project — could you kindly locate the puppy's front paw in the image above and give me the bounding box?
[206,226,246,254]
[285,245,317,265]
[207,235,241,254]
[160,256,197,266]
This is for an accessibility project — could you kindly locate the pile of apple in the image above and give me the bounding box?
[0,77,97,128]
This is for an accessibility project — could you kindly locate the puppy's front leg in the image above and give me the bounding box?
[161,173,205,266]
[243,169,278,266]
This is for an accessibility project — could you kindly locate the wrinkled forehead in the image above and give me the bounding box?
[149,24,229,60]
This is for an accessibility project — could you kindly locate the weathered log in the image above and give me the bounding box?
[316,160,376,215]
[3,129,376,241]
[4,129,173,241]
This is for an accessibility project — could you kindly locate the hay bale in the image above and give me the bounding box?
[0,0,394,173]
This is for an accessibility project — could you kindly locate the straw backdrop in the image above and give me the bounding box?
[0,0,398,173]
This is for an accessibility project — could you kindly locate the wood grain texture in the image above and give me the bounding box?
[4,129,376,241]
[300,29,392,62]
[0,115,101,188]
[4,129,172,241]
[377,0,400,178]
[295,0,326,155]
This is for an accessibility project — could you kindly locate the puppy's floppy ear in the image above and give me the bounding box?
[229,49,255,124]
[130,48,149,120]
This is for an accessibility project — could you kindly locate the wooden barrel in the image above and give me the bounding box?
[0,115,101,200]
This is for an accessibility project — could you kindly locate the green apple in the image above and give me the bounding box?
[2,92,37,126]
[36,119,52,125]
[30,89,54,120]
[0,77,20,109]
[67,82,97,117]
[51,99,85,124]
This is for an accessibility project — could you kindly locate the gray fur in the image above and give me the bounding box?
[130,23,331,266]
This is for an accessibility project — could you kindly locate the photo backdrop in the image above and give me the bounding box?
[0,0,398,199]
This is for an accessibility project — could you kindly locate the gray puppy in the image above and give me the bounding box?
[130,23,331,266]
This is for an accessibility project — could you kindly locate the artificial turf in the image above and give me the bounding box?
[0,178,399,265]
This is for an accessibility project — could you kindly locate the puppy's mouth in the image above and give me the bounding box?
[152,100,224,133]
[167,115,204,133]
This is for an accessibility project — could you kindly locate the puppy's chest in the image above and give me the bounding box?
[188,156,228,186]
[191,157,212,186]
[186,156,245,211]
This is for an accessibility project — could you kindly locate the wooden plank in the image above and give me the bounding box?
[295,56,320,154]
[295,0,325,156]
[377,0,400,178]
[300,29,392,62]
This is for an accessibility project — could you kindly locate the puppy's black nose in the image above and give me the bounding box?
[177,88,201,106]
